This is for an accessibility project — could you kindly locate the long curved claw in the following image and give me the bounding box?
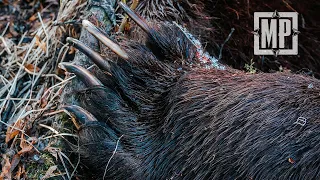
[67,37,112,72]
[82,20,129,60]
[118,1,151,33]
[62,105,97,130]
[59,62,102,87]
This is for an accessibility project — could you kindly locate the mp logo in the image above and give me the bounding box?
[253,10,299,56]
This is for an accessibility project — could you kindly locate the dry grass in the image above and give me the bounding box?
[0,0,86,179]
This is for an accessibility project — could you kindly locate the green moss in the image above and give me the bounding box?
[26,152,56,179]
[25,114,76,180]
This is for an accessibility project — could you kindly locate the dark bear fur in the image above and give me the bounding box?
[64,19,320,179]
[131,0,320,78]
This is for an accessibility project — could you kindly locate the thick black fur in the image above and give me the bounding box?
[68,21,320,179]
[133,0,320,78]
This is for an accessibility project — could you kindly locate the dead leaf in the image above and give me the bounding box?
[0,155,12,179]
[9,23,19,37]
[25,63,40,73]
[18,145,33,155]
[5,119,24,143]
[41,165,58,180]
[18,134,34,155]
[40,97,48,108]
[10,154,21,174]
[29,14,37,22]
[14,165,24,180]
[35,35,46,52]
[5,130,19,143]
[40,88,49,108]
[2,0,9,5]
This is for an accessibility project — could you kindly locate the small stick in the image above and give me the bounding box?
[103,135,124,180]
[219,28,235,60]
[38,12,50,57]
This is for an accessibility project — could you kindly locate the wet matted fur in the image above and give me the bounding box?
[127,0,320,78]
[63,17,320,179]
